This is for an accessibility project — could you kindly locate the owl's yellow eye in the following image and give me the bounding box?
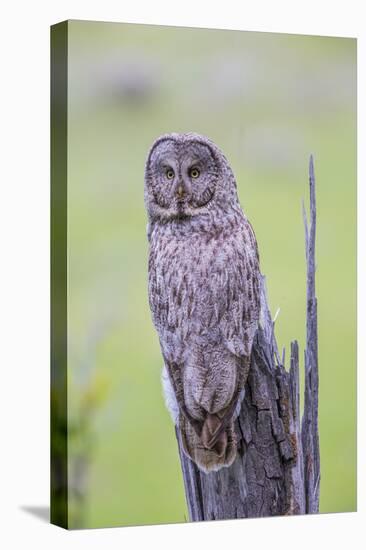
[190,167,200,179]
[166,169,175,180]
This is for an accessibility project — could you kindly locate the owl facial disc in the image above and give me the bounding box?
[145,133,221,220]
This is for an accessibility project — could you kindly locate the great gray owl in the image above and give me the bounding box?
[144,132,260,473]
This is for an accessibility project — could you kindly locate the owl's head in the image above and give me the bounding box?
[144,132,239,222]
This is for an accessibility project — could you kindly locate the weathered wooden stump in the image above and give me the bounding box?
[176,156,320,520]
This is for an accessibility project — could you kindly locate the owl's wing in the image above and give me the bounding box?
[194,222,261,450]
[217,219,261,359]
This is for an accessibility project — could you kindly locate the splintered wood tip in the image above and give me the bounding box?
[309,154,315,181]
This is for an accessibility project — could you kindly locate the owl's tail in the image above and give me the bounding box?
[179,413,237,473]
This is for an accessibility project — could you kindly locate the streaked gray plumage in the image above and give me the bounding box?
[144,132,260,472]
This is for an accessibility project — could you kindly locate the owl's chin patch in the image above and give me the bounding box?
[174,197,212,219]
[176,201,192,219]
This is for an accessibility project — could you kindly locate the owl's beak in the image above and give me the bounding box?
[175,179,191,200]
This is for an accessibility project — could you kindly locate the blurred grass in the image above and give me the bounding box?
[66,21,356,527]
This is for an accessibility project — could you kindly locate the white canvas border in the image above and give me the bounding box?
[0,1,364,548]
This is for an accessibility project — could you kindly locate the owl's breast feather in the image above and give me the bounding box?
[148,221,260,362]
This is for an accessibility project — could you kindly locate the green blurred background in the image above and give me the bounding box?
[66,20,356,528]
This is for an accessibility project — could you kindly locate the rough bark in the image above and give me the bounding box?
[176,156,320,521]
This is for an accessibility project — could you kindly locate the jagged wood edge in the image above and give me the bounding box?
[301,155,320,513]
